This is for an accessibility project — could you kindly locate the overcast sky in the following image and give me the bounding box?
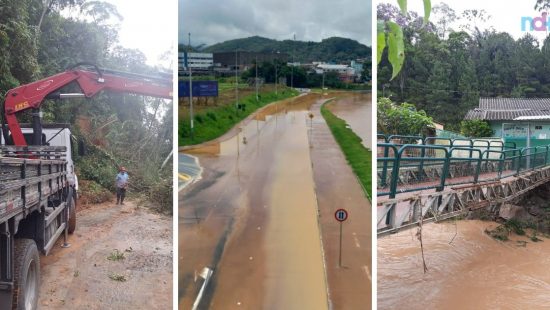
[96,0,176,67]
[179,0,372,47]
[399,0,550,43]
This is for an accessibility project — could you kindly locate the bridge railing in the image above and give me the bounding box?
[377,138,550,198]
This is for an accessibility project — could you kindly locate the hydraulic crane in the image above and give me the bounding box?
[2,62,172,146]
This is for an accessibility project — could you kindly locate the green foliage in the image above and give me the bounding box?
[387,21,405,80]
[240,61,367,89]
[505,219,525,236]
[108,273,127,282]
[460,120,493,138]
[77,145,117,191]
[377,97,433,136]
[79,180,111,204]
[321,102,372,199]
[179,88,299,146]
[107,249,125,261]
[377,2,550,130]
[201,36,371,64]
[485,225,509,241]
[377,0,432,79]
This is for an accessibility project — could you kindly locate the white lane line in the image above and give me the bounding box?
[352,232,360,248]
[362,265,372,282]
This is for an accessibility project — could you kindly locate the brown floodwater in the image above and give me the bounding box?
[378,220,550,310]
[179,93,328,309]
[326,92,372,148]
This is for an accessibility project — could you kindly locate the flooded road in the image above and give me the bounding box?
[179,94,329,309]
[326,92,371,148]
[378,220,550,310]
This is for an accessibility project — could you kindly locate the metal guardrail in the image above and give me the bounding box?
[377,136,550,198]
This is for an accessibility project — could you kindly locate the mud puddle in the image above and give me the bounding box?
[39,200,172,310]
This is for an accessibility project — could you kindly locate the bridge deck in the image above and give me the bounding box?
[377,167,550,236]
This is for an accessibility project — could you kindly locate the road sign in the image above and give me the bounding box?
[334,208,348,268]
[179,81,219,97]
[335,209,348,222]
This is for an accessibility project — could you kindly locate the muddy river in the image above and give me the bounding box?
[378,220,550,310]
[326,92,371,148]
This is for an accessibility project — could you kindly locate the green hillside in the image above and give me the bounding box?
[198,36,371,63]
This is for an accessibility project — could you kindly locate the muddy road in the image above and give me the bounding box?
[180,94,328,309]
[38,201,172,310]
[378,220,550,309]
[180,92,371,309]
[310,95,372,309]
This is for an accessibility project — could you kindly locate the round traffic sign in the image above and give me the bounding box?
[334,209,348,222]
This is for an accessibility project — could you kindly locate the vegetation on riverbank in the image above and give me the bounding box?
[320,102,372,199]
[179,88,299,146]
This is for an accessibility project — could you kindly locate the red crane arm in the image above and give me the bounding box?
[4,68,172,146]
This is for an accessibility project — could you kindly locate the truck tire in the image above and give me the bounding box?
[11,239,40,310]
[68,197,76,234]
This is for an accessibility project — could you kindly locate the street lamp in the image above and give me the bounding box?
[188,32,193,138]
[291,34,295,89]
[235,49,239,110]
[273,50,280,95]
[255,55,259,101]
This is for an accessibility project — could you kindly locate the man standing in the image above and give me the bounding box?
[115,166,129,205]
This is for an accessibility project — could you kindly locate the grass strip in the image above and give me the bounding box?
[179,89,298,146]
[320,102,372,199]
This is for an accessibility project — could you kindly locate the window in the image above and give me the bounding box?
[535,126,543,130]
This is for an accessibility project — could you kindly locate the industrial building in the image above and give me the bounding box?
[179,52,213,72]
[213,51,289,71]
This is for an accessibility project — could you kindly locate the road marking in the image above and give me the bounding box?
[179,173,191,181]
[352,232,360,248]
[192,267,213,310]
[363,265,372,281]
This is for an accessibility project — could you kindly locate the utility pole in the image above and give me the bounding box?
[291,34,295,89]
[188,32,193,137]
[322,70,325,90]
[274,52,278,95]
[255,55,259,101]
[235,49,239,110]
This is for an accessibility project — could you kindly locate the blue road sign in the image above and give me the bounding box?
[179,81,218,97]
[335,209,348,222]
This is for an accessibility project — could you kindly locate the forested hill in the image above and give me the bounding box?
[201,36,371,63]
[378,2,550,131]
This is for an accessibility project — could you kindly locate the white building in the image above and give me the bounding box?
[179,52,213,71]
[315,64,355,75]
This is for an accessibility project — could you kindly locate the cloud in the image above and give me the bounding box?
[179,0,372,46]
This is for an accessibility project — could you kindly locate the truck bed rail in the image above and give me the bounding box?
[0,153,67,222]
[0,146,67,159]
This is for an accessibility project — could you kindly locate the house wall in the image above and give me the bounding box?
[490,121,550,148]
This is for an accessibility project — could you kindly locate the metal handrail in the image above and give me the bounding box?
[377,143,550,197]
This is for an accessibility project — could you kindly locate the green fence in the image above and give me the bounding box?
[377,135,545,198]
